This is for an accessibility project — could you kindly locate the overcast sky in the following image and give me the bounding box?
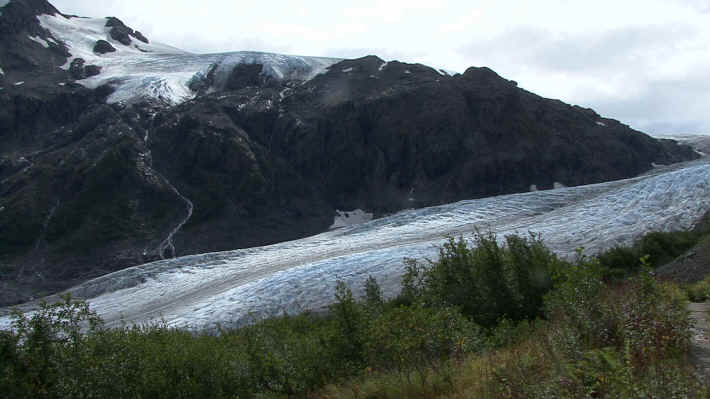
[50,0,710,135]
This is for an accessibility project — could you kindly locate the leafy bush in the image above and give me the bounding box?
[401,232,559,327]
[597,228,705,280]
[0,294,103,399]
[686,275,710,302]
[365,303,483,379]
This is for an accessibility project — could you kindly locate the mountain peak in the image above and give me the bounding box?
[0,0,58,17]
[0,0,58,35]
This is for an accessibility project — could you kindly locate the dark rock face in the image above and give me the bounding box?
[68,58,85,79]
[0,0,69,89]
[0,2,701,306]
[225,64,276,90]
[93,39,116,54]
[106,16,149,46]
[84,64,101,77]
[68,58,101,79]
[0,0,59,36]
[133,30,149,44]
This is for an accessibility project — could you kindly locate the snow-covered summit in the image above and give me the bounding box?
[35,12,341,105]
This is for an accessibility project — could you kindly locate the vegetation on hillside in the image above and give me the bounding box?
[1,227,709,398]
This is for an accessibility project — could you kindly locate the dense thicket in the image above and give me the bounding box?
[0,230,707,398]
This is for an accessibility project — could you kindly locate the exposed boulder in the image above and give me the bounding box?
[68,58,101,79]
[106,16,149,46]
[133,30,149,44]
[84,64,101,77]
[68,57,85,79]
[106,17,132,45]
[93,39,115,54]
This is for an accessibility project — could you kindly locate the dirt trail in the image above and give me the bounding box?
[688,302,710,377]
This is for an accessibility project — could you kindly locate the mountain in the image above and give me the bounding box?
[0,0,699,306]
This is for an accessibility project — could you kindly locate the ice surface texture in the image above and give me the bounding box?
[2,159,708,331]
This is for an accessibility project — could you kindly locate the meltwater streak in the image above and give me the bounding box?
[1,159,709,331]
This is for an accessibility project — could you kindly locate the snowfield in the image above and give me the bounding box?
[36,13,340,105]
[1,158,709,331]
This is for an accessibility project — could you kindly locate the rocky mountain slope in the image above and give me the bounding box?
[0,0,699,305]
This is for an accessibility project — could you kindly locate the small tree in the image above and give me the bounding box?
[329,281,365,368]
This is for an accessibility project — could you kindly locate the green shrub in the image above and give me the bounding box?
[0,294,103,399]
[544,251,610,351]
[596,245,641,279]
[401,232,558,328]
[637,231,698,267]
[329,281,367,369]
[365,303,483,380]
[686,276,710,302]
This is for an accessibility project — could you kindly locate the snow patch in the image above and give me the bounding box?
[36,13,198,105]
[596,121,607,127]
[28,35,50,48]
[330,209,374,230]
[342,67,354,73]
[378,61,388,71]
[404,70,411,74]
[13,81,24,86]
[553,182,566,189]
[32,11,450,108]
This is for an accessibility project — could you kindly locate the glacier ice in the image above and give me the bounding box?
[36,13,340,105]
[1,158,709,332]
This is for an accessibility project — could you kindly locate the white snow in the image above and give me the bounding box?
[1,158,709,331]
[342,67,354,73]
[28,35,50,48]
[36,13,340,106]
[0,66,4,76]
[330,209,374,230]
[13,81,24,86]
[378,61,388,71]
[404,70,411,74]
[596,121,607,127]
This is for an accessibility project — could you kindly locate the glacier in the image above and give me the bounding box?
[36,13,341,105]
[1,157,709,331]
